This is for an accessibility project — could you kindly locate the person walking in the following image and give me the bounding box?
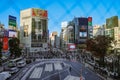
[69,66,72,72]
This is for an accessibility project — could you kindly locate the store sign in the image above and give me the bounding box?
[32,9,48,18]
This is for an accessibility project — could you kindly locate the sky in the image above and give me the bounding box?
[0,0,120,35]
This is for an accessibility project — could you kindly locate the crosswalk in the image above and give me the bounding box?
[54,62,62,70]
[29,62,63,79]
[29,67,43,78]
[64,75,80,80]
[44,63,53,72]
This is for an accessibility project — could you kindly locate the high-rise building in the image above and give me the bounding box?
[105,16,120,48]
[20,8,48,52]
[72,17,93,49]
[60,21,68,49]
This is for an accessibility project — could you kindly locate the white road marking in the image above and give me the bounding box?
[45,63,53,72]
[64,75,81,80]
[29,67,43,78]
[54,62,62,70]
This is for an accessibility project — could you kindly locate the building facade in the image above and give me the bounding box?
[20,8,48,52]
[93,25,105,37]
[105,16,120,48]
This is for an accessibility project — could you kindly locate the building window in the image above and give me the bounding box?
[24,25,28,37]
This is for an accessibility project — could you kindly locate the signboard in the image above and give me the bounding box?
[80,25,87,31]
[8,30,17,37]
[79,32,87,37]
[8,15,16,27]
[3,36,8,51]
[32,9,48,18]
[68,44,76,51]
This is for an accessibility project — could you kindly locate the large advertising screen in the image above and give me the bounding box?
[79,32,87,38]
[79,25,87,31]
[8,30,17,37]
[68,44,76,51]
[106,16,118,28]
[32,9,48,18]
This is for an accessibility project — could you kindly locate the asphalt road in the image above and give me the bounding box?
[8,59,103,80]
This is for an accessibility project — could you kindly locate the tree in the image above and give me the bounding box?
[86,35,113,67]
[9,38,22,58]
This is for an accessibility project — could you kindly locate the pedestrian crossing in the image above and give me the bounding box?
[64,75,80,80]
[29,62,64,79]
[29,67,43,78]
[44,63,53,72]
[54,62,62,70]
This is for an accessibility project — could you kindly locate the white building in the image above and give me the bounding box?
[20,8,48,52]
[93,25,105,37]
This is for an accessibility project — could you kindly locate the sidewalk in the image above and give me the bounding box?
[84,62,114,80]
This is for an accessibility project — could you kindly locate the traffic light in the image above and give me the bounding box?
[88,17,92,26]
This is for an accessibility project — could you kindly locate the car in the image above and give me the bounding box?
[17,60,26,68]
[8,65,19,74]
[0,71,11,80]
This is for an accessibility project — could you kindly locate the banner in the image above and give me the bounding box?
[3,36,8,51]
[32,9,48,18]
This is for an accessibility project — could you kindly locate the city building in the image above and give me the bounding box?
[72,17,92,48]
[60,22,68,49]
[105,16,120,48]
[50,32,60,48]
[20,8,48,52]
[93,25,105,37]
[60,17,93,49]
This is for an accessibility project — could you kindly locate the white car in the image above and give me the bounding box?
[0,71,11,80]
[17,60,26,68]
[9,66,19,74]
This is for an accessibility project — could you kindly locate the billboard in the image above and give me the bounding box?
[3,36,8,51]
[8,15,16,27]
[106,16,118,28]
[79,32,87,38]
[68,44,76,51]
[78,18,88,25]
[79,25,87,31]
[8,30,17,38]
[32,9,48,18]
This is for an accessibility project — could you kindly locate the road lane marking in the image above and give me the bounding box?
[45,63,53,72]
[29,67,43,78]
[54,62,62,70]
[64,75,80,80]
